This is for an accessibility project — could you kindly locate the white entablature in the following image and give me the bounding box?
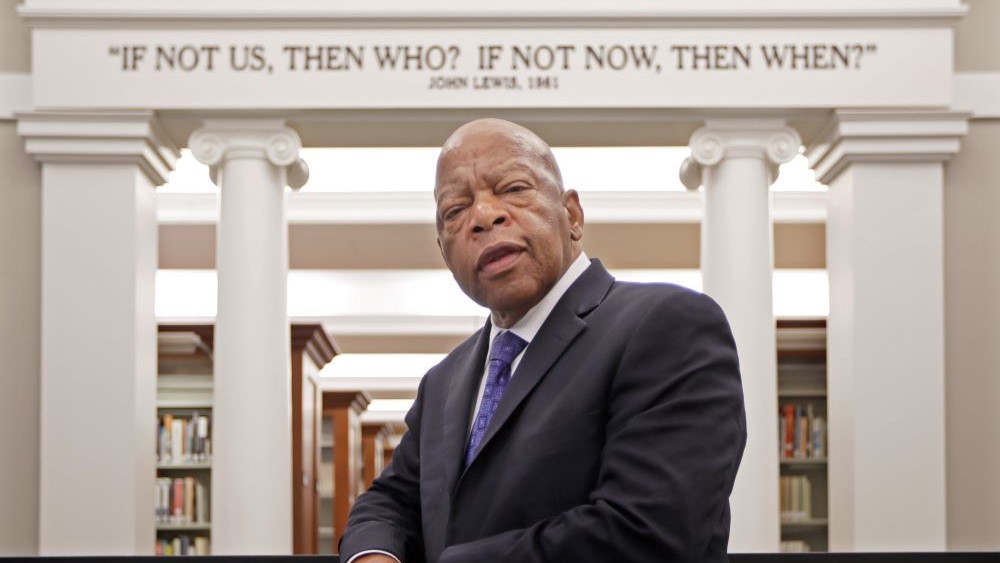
[16,0,971,556]
[21,0,961,111]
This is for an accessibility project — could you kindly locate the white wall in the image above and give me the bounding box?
[0,0,41,555]
[945,120,1000,551]
[945,0,1000,551]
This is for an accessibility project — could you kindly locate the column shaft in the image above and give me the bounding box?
[683,120,801,552]
[826,162,947,550]
[190,121,308,554]
[38,163,158,554]
[806,110,965,551]
[702,156,779,552]
[213,155,293,553]
[19,111,177,556]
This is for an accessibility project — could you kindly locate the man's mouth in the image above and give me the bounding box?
[477,242,526,275]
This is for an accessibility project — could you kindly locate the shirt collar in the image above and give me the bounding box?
[489,252,590,345]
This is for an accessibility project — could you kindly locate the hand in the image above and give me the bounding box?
[353,556,399,563]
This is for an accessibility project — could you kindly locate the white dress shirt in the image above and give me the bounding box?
[470,252,591,432]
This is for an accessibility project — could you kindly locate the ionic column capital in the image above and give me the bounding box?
[680,120,801,190]
[188,120,309,189]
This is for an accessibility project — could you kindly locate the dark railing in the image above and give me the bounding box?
[5,555,1000,562]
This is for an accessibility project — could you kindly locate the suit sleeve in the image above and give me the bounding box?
[339,377,427,562]
[438,290,747,563]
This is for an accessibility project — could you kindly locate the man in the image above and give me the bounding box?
[340,118,747,562]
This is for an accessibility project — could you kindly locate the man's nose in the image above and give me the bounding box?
[470,195,509,233]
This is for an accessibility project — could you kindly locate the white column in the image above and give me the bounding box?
[189,120,308,554]
[17,112,177,554]
[680,120,801,553]
[806,110,966,551]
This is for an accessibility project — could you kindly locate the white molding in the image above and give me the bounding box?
[318,315,488,336]
[16,111,180,185]
[158,314,489,336]
[156,190,827,225]
[320,376,422,393]
[6,73,997,124]
[0,73,31,120]
[359,409,409,425]
[156,268,828,329]
[953,72,1000,120]
[806,110,969,184]
[18,1,967,28]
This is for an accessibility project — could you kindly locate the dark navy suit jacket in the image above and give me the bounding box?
[340,259,747,562]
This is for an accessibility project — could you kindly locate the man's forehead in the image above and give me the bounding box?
[438,129,548,163]
[435,119,562,196]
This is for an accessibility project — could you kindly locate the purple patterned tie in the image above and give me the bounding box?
[464,331,529,468]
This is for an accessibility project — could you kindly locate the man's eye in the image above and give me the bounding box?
[443,206,464,220]
[504,185,527,194]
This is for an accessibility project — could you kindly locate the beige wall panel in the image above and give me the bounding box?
[583,223,700,269]
[160,222,825,270]
[290,224,445,270]
[775,223,826,269]
[0,0,30,73]
[0,121,41,555]
[158,224,216,269]
[944,120,1000,550]
[955,0,1000,72]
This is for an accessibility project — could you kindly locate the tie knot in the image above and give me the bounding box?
[490,331,528,366]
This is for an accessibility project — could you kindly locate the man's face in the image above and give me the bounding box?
[434,124,584,328]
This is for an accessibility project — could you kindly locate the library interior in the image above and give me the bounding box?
[1,0,999,558]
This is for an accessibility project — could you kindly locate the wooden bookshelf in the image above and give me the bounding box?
[155,323,339,556]
[291,325,339,555]
[157,462,212,470]
[156,523,212,532]
[156,326,215,557]
[322,390,372,551]
[777,319,828,554]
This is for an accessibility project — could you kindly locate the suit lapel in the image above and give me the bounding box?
[462,259,615,472]
[443,324,491,495]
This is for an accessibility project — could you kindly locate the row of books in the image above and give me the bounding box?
[780,403,825,459]
[780,475,813,522]
[780,540,811,553]
[156,477,209,524]
[155,536,210,556]
[158,413,211,464]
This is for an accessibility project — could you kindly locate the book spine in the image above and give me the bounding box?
[798,410,809,458]
[813,417,825,458]
[197,414,210,461]
[162,415,174,463]
[793,404,803,457]
[803,475,812,519]
[184,477,195,524]
[782,404,795,458]
[195,481,208,524]
[805,404,815,457]
[172,478,184,522]
[195,536,210,556]
[171,419,183,464]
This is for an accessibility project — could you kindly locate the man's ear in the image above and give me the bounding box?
[563,189,585,242]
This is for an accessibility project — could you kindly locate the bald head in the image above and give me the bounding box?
[436,118,563,194]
